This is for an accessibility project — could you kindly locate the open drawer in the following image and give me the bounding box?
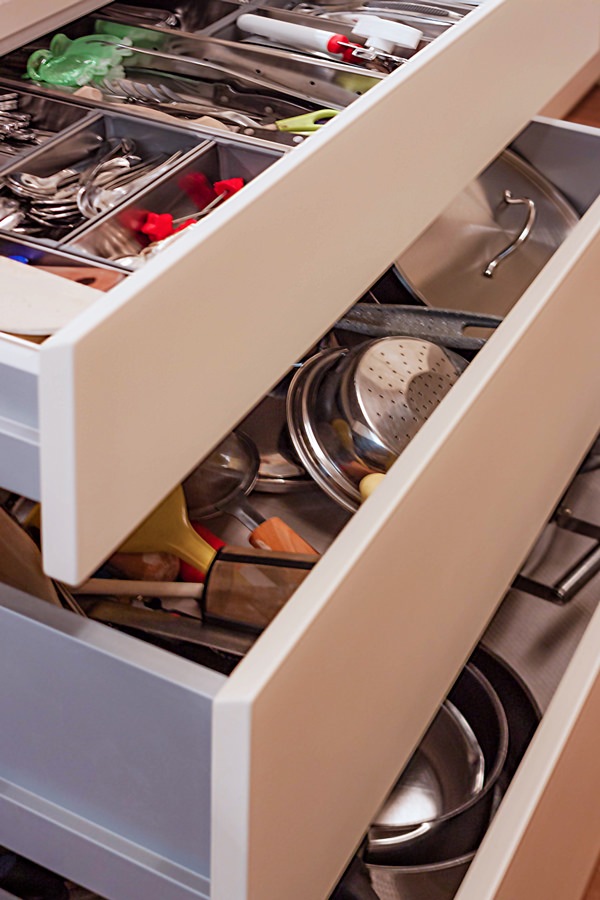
[1,109,600,899]
[0,0,596,583]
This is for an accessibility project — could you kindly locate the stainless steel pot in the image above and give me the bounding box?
[286,337,466,510]
[394,149,580,317]
[365,664,508,866]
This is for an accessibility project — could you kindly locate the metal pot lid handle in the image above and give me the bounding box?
[483,190,536,277]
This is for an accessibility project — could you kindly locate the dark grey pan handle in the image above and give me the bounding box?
[512,508,600,605]
[335,304,502,350]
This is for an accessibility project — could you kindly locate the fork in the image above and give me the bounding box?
[100,78,268,129]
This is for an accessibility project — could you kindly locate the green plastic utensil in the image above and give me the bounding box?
[274,108,339,133]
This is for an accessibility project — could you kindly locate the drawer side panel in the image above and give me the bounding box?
[0,587,223,878]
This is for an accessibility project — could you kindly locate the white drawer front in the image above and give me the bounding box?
[211,165,600,897]
[0,0,593,582]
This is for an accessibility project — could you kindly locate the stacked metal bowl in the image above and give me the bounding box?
[332,649,541,900]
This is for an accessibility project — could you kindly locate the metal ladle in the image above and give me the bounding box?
[183,432,316,553]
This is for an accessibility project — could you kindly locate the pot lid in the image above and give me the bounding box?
[395,149,580,317]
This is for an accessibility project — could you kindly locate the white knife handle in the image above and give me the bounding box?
[237,13,341,54]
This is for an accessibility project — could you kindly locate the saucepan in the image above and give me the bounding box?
[365,663,508,867]
[287,336,466,510]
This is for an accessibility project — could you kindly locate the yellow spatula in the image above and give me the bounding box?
[120,485,216,576]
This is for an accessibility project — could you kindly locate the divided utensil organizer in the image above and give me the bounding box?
[0,1,599,899]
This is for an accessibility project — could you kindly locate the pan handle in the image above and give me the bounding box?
[483,190,536,277]
[512,508,600,605]
[335,304,502,350]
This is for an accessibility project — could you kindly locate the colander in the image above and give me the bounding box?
[286,336,465,510]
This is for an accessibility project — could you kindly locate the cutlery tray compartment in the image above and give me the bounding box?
[0,86,91,169]
[94,0,249,34]
[0,109,209,241]
[66,135,282,263]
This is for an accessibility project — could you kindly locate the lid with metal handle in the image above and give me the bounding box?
[395,149,580,317]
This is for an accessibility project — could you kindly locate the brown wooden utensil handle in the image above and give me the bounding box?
[249,517,317,554]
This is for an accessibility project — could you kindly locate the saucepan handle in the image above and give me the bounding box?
[513,509,600,605]
[335,304,503,350]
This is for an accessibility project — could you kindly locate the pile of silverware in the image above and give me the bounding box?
[0,91,54,155]
[0,137,182,238]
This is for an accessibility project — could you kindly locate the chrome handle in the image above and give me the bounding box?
[483,189,536,277]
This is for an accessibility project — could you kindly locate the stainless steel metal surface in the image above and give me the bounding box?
[96,0,242,33]
[183,431,259,520]
[365,664,508,867]
[395,150,580,317]
[92,29,375,107]
[85,14,381,105]
[367,851,474,900]
[237,391,312,492]
[287,338,465,510]
[67,137,280,264]
[369,701,484,835]
[335,304,502,350]
[482,190,536,277]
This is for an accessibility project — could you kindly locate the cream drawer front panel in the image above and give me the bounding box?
[457,601,600,900]
[0,0,595,583]
[210,161,600,898]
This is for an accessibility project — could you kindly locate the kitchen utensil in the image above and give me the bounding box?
[369,701,485,838]
[76,578,204,599]
[294,1,463,18]
[335,304,502,350]
[365,664,508,866]
[183,432,316,553]
[366,849,475,900]
[359,473,385,500]
[0,507,62,606]
[237,392,312,493]
[287,338,465,511]
[395,149,580,317]
[0,256,98,335]
[77,597,255,658]
[37,265,125,291]
[100,76,339,133]
[96,3,182,28]
[512,506,600,605]
[202,545,317,631]
[236,12,419,66]
[118,485,216,575]
[469,645,541,792]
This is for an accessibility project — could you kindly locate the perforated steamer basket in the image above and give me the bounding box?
[286,337,466,510]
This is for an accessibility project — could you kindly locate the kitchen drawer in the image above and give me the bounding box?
[0,0,596,583]
[0,111,600,900]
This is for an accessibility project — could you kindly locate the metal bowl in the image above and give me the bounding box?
[369,699,485,838]
[366,849,475,900]
[286,337,465,510]
[365,664,508,866]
